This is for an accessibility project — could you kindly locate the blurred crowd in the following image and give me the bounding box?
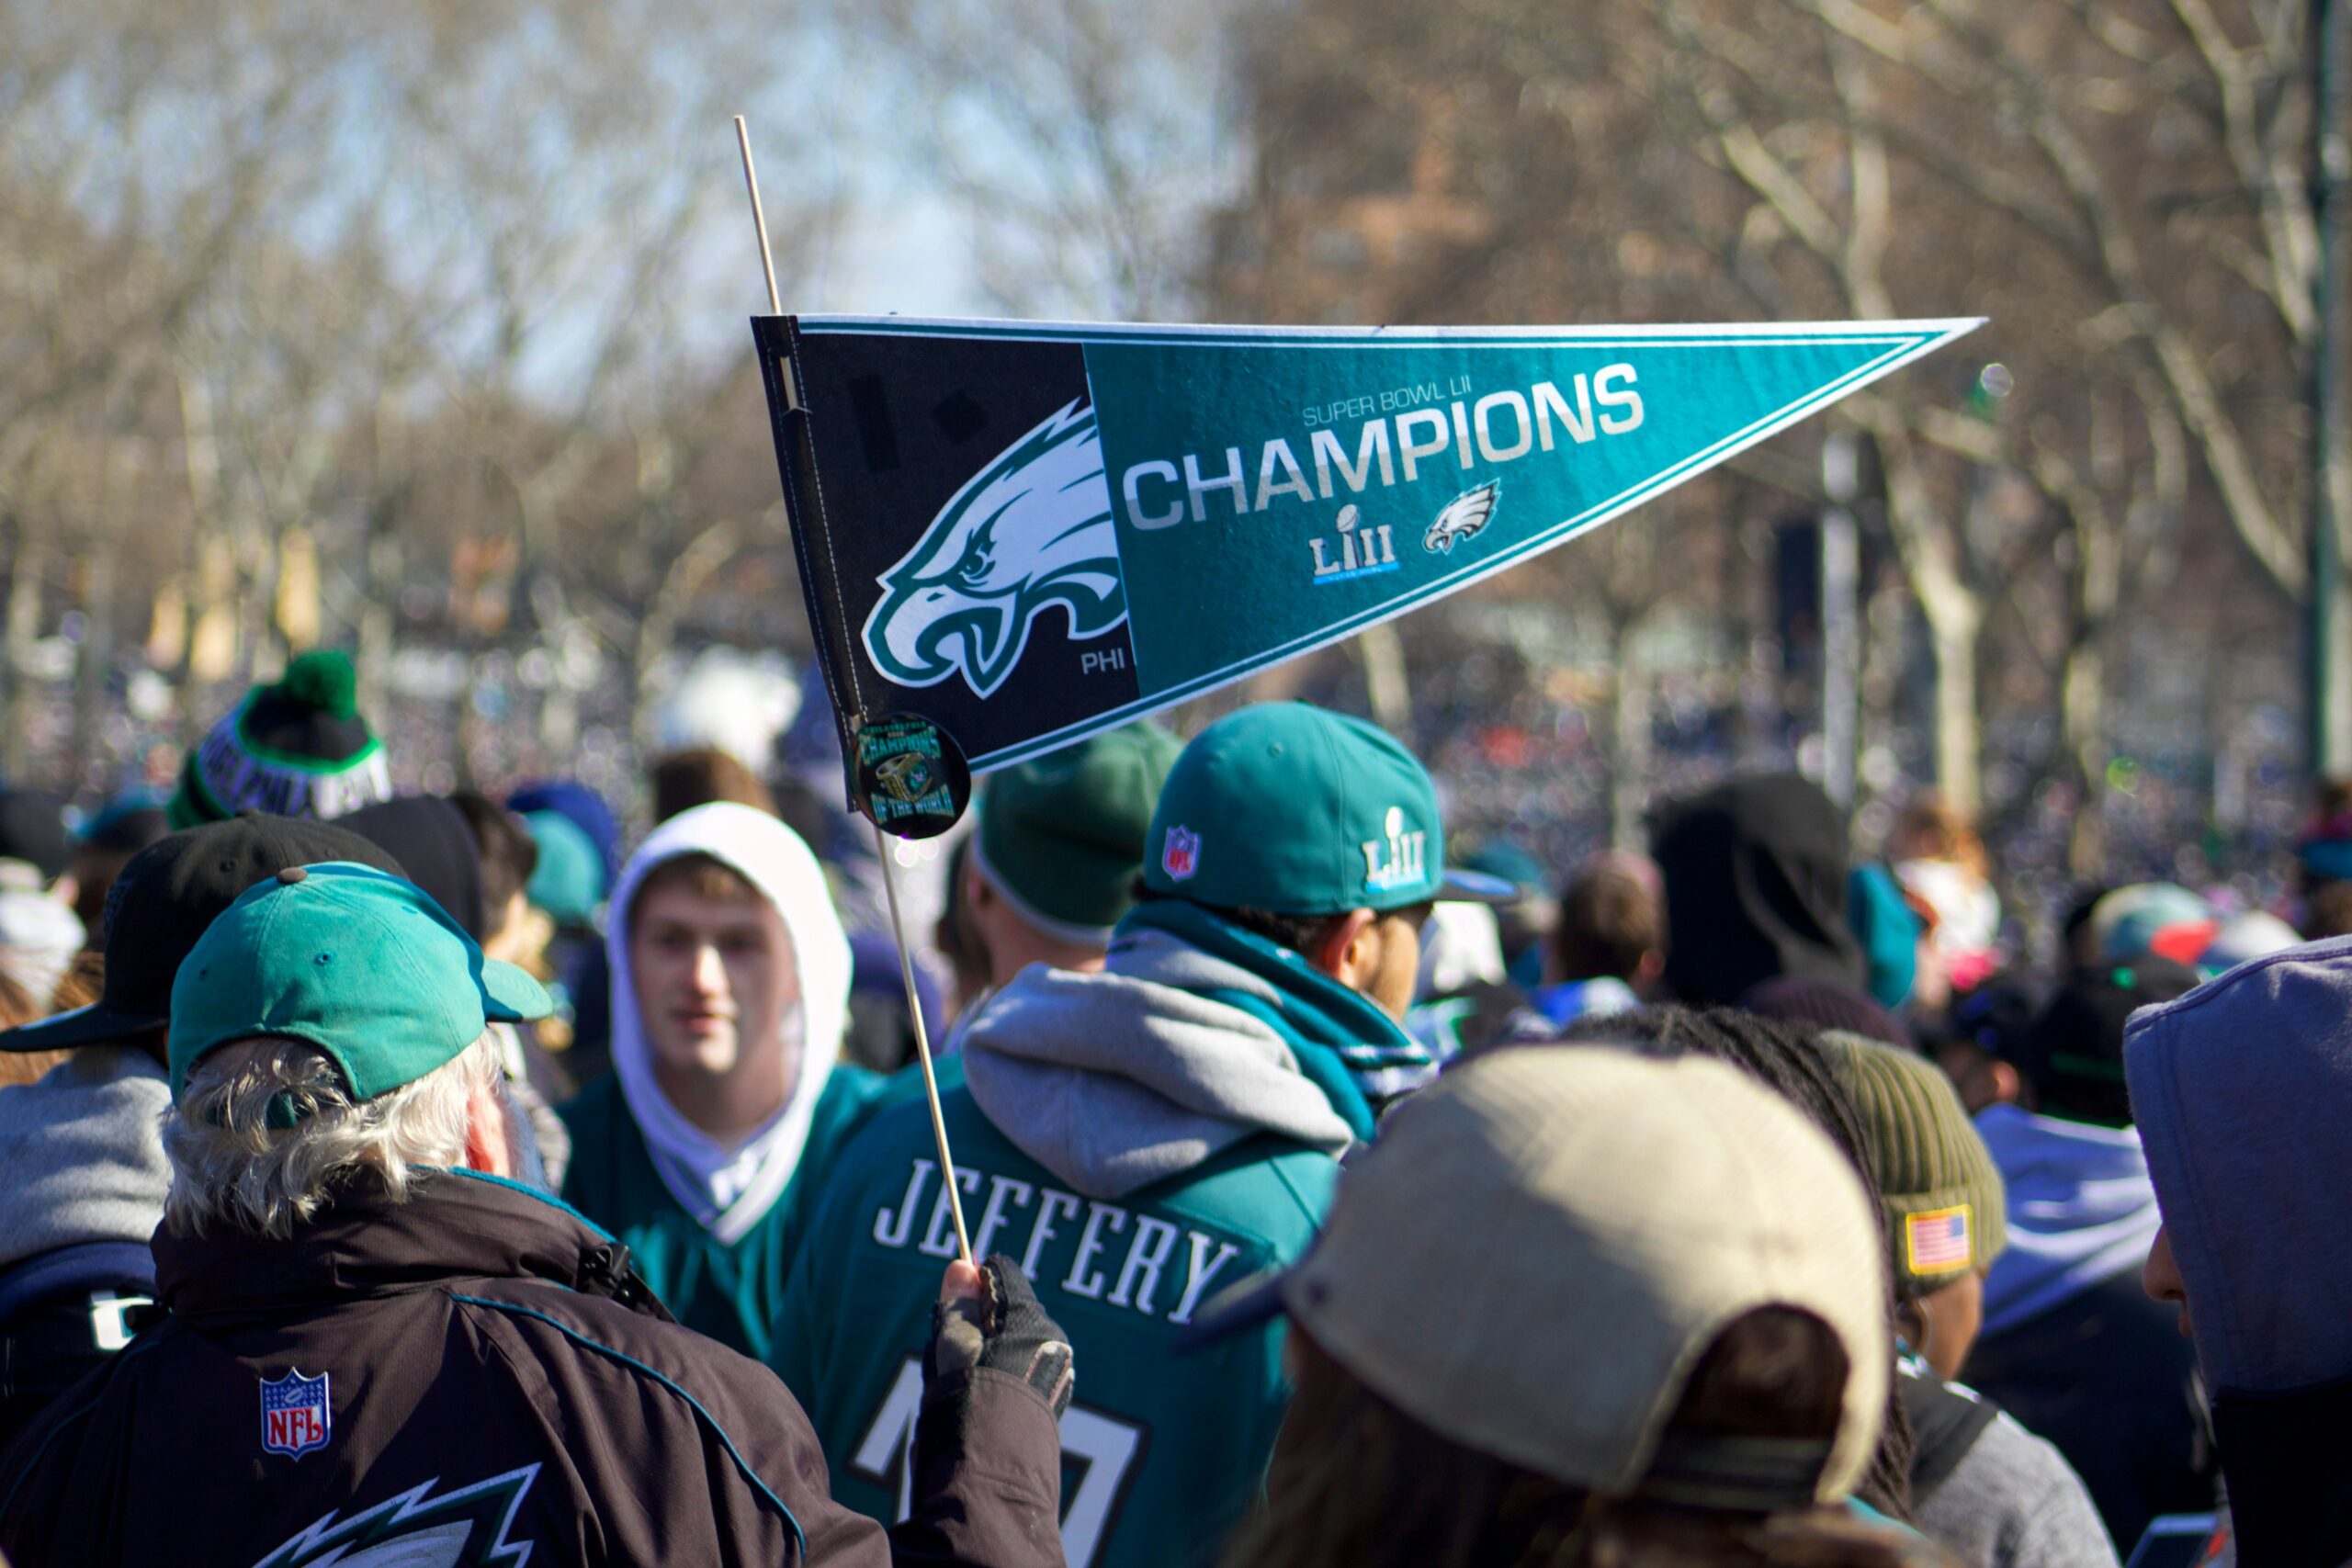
[1,649,2348,1565]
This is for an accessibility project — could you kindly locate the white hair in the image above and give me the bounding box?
[163,1032,509,1240]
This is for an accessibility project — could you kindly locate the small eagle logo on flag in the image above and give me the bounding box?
[1423,481,1499,554]
[1904,1205,1973,1273]
[260,1369,332,1459]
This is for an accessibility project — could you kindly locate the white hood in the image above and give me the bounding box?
[607,802,852,1243]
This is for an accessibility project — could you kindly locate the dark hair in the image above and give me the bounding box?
[1740,977,1909,1051]
[650,748,776,824]
[1554,861,1663,982]
[2306,880,2352,941]
[935,837,993,1015]
[1551,1008,1874,1183]
[1220,1313,1938,1568]
[1131,883,1351,960]
[448,791,538,936]
[2059,887,2111,964]
[629,852,762,931]
[1544,1006,1915,1522]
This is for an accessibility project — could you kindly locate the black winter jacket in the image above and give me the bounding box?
[0,1169,1065,1568]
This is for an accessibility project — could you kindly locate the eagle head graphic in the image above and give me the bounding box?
[862,400,1128,700]
[1423,480,1500,555]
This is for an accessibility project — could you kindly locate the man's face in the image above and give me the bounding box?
[1318,903,1430,1022]
[1913,1269,1986,1382]
[1363,907,1429,1021]
[2143,1224,2197,1343]
[628,882,800,1083]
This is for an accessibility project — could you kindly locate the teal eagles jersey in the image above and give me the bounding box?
[557,1064,895,1359]
[773,1085,1338,1568]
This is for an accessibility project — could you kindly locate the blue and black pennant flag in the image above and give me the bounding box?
[753,314,1979,792]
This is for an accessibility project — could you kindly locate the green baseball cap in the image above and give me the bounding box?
[974,721,1183,942]
[1143,703,1510,917]
[169,861,552,1101]
[522,808,605,926]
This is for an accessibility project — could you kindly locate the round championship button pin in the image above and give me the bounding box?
[853,713,972,840]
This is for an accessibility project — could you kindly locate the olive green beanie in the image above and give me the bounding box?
[1812,1029,2007,1298]
[971,720,1182,942]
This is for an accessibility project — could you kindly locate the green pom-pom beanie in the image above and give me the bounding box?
[169,650,392,827]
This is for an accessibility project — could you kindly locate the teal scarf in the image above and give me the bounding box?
[1116,899,1435,1138]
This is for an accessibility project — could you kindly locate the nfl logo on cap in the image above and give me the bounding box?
[1162,825,1201,881]
[260,1369,332,1458]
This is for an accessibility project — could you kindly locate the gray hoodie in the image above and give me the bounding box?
[1904,1357,2120,1568]
[0,1047,172,1270]
[958,926,1356,1201]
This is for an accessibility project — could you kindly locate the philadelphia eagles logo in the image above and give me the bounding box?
[250,1464,537,1568]
[1424,480,1499,554]
[862,400,1128,700]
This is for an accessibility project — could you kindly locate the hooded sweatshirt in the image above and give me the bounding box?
[1974,1103,2163,1337]
[2125,937,2352,1566]
[1653,773,1863,1005]
[559,803,893,1359]
[772,897,1396,1568]
[0,1046,171,1448]
[0,1046,172,1272]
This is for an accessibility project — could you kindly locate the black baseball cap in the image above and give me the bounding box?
[0,811,404,1053]
[2016,957,2202,1126]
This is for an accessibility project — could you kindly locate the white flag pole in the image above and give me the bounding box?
[734,116,784,319]
[871,820,973,1263]
[730,116,971,1266]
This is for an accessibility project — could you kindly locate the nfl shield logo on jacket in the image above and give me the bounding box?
[259,1369,331,1458]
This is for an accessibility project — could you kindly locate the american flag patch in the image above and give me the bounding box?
[1905,1205,1973,1272]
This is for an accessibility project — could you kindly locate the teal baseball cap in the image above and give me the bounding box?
[522,808,605,926]
[1143,703,1511,917]
[168,861,552,1102]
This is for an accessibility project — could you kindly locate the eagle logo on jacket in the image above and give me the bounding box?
[862,400,1129,701]
[250,1464,539,1567]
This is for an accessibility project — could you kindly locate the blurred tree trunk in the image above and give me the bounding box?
[1355,624,1413,737]
[72,546,115,791]
[1607,620,1653,852]
[5,531,43,780]
[630,519,743,755]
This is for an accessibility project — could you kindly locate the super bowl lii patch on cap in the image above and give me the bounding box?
[854,713,971,840]
[1904,1204,1973,1272]
[1362,806,1428,895]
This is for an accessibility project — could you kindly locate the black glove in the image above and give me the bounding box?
[925,1253,1075,1417]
